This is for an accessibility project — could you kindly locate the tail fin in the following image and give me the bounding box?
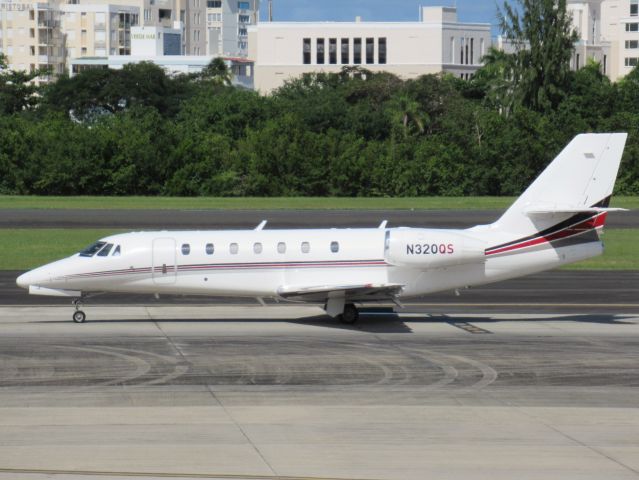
[495,133,627,236]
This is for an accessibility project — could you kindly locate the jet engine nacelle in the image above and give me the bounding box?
[385,228,486,268]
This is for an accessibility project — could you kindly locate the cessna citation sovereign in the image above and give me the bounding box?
[17,133,628,323]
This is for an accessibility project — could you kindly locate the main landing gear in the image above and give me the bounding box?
[72,298,86,323]
[338,303,359,325]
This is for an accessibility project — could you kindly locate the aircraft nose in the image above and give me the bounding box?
[16,268,49,289]
[16,271,32,289]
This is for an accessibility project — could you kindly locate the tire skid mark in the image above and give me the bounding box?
[97,345,190,386]
[403,347,498,390]
[50,345,152,387]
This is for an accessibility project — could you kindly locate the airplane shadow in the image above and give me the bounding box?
[31,310,637,334]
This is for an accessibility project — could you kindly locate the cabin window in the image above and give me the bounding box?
[254,242,263,254]
[97,243,113,257]
[112,245,121,256]
[330,241,339,253]
[181,244,191,255]
[230,243,239,254]
[277,242,286,254]
[206,243,214,255]
[79,241,106,257]
[301,241,310,253]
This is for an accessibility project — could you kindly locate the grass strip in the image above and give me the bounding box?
[1,228,636,271]
[0,196,636,210]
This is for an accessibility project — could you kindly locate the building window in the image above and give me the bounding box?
[277,242,286,254]
[480,37,485,58]
[329,38,337,64]
[460,37,464,64]
[470,38,474,64]
[253,242,262,254]
[631,0,638,16]
[207,0,221,7]
[626,40,639,49]
[230,243,239,254]
[238,1,250,9]
[465,42,469,65]
[206,243,214,255]
[317,38,325,64]
[450,37,455,63]
[301,242,310,253]
[341,38,349,64]
[330,241,339,253]
[181,244,191,255]
[378,37,386,64]
[303,38,311,64]
[365,37,374,64]
[625,57,638,66]
[239,14,250,23]
[353,38,361,64]
[576,53,580,69]
[626,23,639,32]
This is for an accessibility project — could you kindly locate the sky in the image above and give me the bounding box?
[258,0,501,31]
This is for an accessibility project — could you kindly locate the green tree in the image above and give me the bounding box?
[0,53,45,114]
[498,0,578,111]
[200,57,232,86]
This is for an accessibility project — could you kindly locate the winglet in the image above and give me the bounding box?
[255,220,267,231]
[378,220,388,229]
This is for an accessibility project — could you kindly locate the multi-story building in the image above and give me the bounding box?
[0,0,66,78]
[600,0,639,80]
[0,0,208,78]
[248,6,491,93]
[568,0,611,74]
[206,0,258,57]
[60,2,139,59]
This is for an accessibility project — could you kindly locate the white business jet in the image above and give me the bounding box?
[17,133,628,323]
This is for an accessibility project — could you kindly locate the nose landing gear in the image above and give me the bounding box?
[72,299,86,323]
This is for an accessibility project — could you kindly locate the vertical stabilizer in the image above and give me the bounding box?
[494,133,627,236]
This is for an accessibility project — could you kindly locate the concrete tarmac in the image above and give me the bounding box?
[3,208,638,229]
[0,305,638,480]
[2,270,638,313]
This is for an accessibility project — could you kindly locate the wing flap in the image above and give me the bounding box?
[277,283,404,303]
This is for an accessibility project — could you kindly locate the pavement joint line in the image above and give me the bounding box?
[0,468,378,480]
[516,409,639,477]
[203,382,279,478]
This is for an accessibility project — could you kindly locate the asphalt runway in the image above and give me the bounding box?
[0,305,638,480]
[3,208,638,229]
[2,270,638,313]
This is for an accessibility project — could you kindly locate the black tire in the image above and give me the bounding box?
[339,304,359,324]
[73,310,86,323]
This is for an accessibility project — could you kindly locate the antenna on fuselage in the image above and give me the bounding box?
[378,220,388,229]
[255,220,267,230]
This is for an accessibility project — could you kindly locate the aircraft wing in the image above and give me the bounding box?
[277,283,404,303]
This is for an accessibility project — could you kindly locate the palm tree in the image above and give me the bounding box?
[201,57,232,86]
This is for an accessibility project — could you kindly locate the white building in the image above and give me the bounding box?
[247,6,491,93]
[600,0,639,80]
[568,0,611,75]
[206,0,259,57]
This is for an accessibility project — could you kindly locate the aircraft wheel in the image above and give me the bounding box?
[73,310,86,323]
[339,303,359,324]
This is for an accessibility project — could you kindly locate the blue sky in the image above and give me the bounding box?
[259,1,501,31]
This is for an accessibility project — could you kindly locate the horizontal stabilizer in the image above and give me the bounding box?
[524,206,628,216]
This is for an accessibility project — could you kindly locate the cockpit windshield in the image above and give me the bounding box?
[79,241,107,257]
[97,243,113,257]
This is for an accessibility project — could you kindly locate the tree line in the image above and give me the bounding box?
[0,0,637,197]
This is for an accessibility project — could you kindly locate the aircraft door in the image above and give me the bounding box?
[152,238,177,284]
